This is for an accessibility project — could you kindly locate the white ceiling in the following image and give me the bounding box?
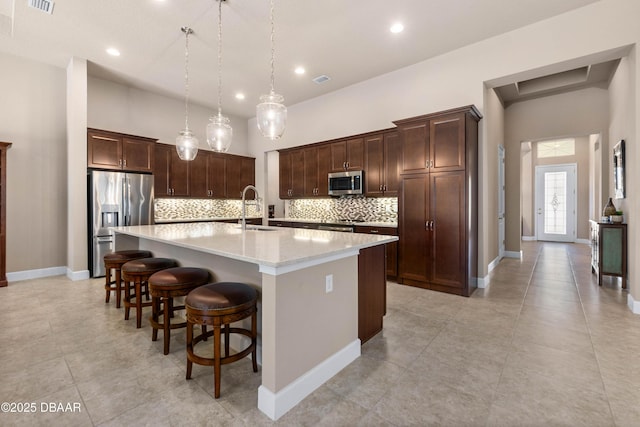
[0,0,601,118]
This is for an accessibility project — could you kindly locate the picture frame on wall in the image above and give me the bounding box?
[613,139,625,199]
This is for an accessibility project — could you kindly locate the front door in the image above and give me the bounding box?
[535,164,577,242]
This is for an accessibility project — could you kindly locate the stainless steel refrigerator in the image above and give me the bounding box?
[88,170,154,277]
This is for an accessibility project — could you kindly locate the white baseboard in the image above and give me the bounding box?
[522,235,536,241]
[258,339,360,420]
[67,268,90,281]
[478,255,502,289]
[7,266,67,282]
[628,294,640,314]
[576,238,590,245]
[504,251,522,259]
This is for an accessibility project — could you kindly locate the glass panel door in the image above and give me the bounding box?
[535,164,576,242]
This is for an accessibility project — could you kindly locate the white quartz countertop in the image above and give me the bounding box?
[269,218,397,228]
[154,216,261,224]
[112,222,397,269]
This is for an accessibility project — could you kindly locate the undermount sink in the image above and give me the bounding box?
[234,225,277,231]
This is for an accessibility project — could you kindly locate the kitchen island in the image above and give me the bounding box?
[112,221,397,420]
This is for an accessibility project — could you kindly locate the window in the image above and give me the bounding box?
[537,138,575,158]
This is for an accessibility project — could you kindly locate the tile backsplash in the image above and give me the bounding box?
[287,197,397,223]
[154,198,260,221]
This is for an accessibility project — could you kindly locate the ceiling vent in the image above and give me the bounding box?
[312,75,331,85]
[28,0,53,14]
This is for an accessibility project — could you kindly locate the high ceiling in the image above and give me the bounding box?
[0,0,601,118]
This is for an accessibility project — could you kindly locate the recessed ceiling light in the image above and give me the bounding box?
[235,93,246,100]
[106,47,121,57]
[390,23,404,34]
[294,66,306,75]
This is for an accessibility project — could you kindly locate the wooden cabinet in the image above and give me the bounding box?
[590,220,627,288]
[226,155,256,199]
[154,143,190,197]
[0,142,11,287]
[279,148,304,199]
[190,151,226,198]
[331,137,364,171]
[364,131,400,197]
[87,129,155,173]
[358,244,386,343]
[303,145,331,197]
[354,225,398,279]
[395,105,480,296]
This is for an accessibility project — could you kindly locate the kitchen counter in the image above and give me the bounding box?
[269,217,397,228]
[112,222,396,420]
[154,216,262,224]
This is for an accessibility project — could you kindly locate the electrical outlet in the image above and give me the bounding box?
[325,274,333,293]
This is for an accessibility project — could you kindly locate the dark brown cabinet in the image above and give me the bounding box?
[303,145,332,197]
[190,151,226,198]
[354,225,398,279]
[154,143,190,197]
[358,244,386,343]
[364,131,400,197]
[331,137,364,171]
[88,129,155,173]
[0,142,11,287]
[226,155,256,199]
[279,148,305,199]
[395,105,480,296]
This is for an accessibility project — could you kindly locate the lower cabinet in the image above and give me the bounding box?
[590,220,627,288]
[354,225,398,278]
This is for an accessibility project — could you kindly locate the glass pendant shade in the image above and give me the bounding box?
[176,128,199,161]
[206,113,233,153]
[256,91,287,140]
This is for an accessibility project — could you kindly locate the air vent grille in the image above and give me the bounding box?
[28,0,54,14]
[312,75,331,84]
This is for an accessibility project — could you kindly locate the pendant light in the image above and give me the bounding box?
[256,0,287,140]
[206,0,232,152]
[176,26,199,161]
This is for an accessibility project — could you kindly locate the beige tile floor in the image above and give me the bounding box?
[0,241,639,426]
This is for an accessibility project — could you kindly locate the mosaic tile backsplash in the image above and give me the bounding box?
[155,198,260,221]
[155,196,398,223]
[287,197,397,223]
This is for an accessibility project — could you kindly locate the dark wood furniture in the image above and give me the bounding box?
[364,131,401,197]
[103,250,152,308]
[355,225,398,279]
[358,244,387,343]
[154,143,255,199]
[185,282,258,398]
[331,137,364,171]
[121,257,178,328]
[87,129,155,172]
[590,220,627,288]
[148,267,210,354]
[0,142,11,287]
[395,105,481,297]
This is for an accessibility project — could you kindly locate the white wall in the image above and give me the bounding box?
[0,52,67,274]
[87,77,250,156]
[248,0,639,297]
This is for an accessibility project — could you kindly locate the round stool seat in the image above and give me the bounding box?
[104,250,152,262]
[185,282,258,398]
[122,257,178,328]
[148,267,210,355]
[186,282,257,311]
[103,250,152,308]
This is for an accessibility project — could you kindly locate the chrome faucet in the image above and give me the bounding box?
[241,185,260,230]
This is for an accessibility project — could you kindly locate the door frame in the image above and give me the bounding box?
[498,145,505,259]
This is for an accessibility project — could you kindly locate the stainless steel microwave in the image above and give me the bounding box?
[328,170,363,196]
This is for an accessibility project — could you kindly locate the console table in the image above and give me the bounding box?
[589,220,627,289]
[0,142,11,287]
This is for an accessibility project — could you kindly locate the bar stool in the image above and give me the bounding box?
[103,250,152,308]
[185,282,258,398]
[121,257,178,328]
[148,267,210,355]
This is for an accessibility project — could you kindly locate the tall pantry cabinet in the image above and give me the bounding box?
[394,105,481,296]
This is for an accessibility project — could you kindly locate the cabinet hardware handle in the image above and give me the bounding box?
[430,160,434,168]
[383,185,387,191]
[370,230,379,233]
[118,159,122,166]
[430,220,435,230]
[92,135,119,142]
[123,159,127,167]
[425,221,429,230]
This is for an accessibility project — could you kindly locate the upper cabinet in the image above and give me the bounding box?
[87,128,155,173]
[154,143,190,197]
[395,111,468,174]
[330,137,364,172]
[364,131,400,197]
[153,143,254,199]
